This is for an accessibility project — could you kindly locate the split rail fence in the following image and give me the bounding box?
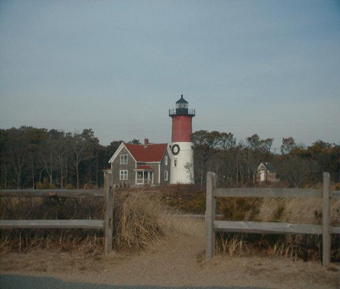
[205,172,340,266]
[0,173,113,255]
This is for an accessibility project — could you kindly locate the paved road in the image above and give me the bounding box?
[1,275,265,289]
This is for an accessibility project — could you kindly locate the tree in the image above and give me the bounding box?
[216,132,237,186]
[25,127,48,188]
[191,130,221,187]
[0,129,9,188]
[107,140,123,157]
[218,132,236,150]
[129,139,141,144]
[247,134,273,152]
[69,129,99,189]
[1,127,30,188]
[49,130,69,188]
[82,129,100,186]
[277,155,319,187]
[69,132,88,189]
[246,134,261,150]
[281,137,296,154]
[307,140,339,182]
[191,130,239,186]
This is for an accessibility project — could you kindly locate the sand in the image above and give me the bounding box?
[1,231,339,289]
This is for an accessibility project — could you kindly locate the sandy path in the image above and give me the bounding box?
[1,232,339,289]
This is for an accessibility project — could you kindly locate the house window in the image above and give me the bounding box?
[173,159,177,167]
[164,156,168,166]
[164,170,169,181]
[119,170,128,180]
[136,171,144,184]
[120,154,128,164]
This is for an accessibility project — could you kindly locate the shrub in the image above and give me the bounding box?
[161,184,206,214]
[218,197,262,221]
[83,183,98,190]
[64,183,76,190]
[35,178,57,189]
[332,183,340,191]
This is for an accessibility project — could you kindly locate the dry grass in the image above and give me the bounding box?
[217,197,340,261]
[160,214,205,238]
[257,198,339,226]
[112,189,164,251]
[0,189,165,253]
[216,233,249,257]
[1,185,339,263]
[0,195,105,253]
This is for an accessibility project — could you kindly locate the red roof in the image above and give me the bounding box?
[125,143,168,162]
[136,165,154,171]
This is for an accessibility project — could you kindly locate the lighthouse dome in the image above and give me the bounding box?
[169,94,195,117]
[176,95,188,109]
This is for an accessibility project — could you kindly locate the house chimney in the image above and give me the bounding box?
[144,138,149,147]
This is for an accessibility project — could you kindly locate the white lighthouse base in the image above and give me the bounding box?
[170,142,194,184]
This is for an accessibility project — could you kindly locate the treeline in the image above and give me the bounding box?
[1,127,339,189]
[192,131,340,187]
[0,127,134,189]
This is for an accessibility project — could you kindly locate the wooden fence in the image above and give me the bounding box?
[205,172,340,266]
[0,173,114,255]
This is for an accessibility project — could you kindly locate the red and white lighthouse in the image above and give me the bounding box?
[169,95,195,184]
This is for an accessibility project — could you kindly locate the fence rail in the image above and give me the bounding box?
[205,172,340,266]
[213,188,340,199]
[0,189,104,198]
[0,173,113,255]
[0,220,104,229]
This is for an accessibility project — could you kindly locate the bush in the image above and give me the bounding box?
[35,178,57,189]
[332,183,340,191]
[219,197,262,221]
[161,184,206,214]
[64,183,76,190]
[83,183,98,190]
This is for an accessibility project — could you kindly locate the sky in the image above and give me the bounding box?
[1,0,339,152]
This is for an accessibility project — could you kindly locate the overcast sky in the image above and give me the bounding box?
[1,0,339,152]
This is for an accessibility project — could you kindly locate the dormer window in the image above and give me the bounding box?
[120,154,128,164]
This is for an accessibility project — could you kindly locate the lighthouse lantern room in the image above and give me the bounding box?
[169,95,195,184]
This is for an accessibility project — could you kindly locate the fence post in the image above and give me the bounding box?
[206,172,216,260]
[322,172,331,266]
[104,172,113,255]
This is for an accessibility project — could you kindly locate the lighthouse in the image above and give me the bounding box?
[169,95,195,184]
